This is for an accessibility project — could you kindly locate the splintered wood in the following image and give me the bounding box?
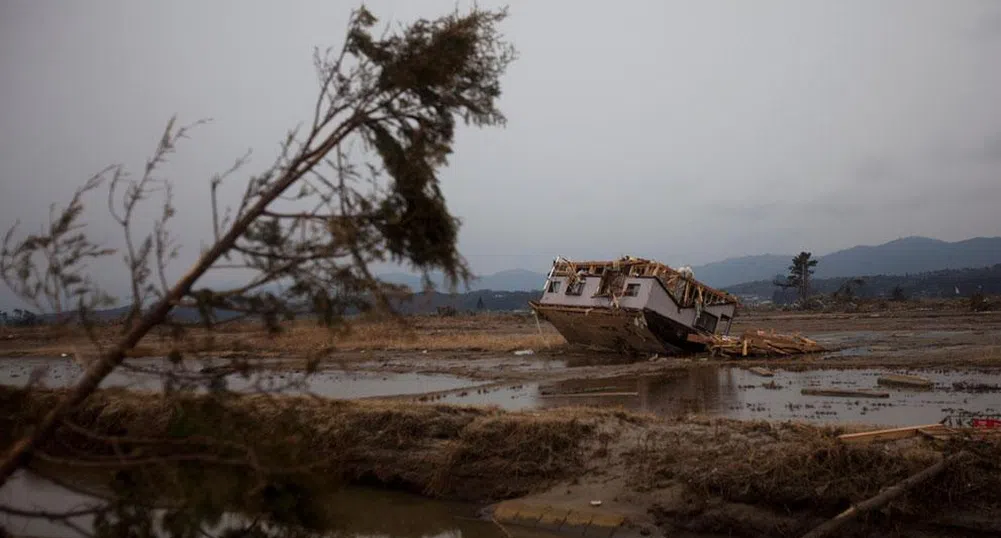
[689,329,824,358]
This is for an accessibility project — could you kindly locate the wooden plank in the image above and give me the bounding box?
[918,427,956,441]
[801,452,966,538]
[801,388,890,398]
[748,366,775,377]
[838,424,946,444]
[538,392,639,398]
[877,374,934,389]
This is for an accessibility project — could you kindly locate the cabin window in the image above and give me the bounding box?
[695,311,718,333]
[719,315,732,334]
[566,279,585,296]
[547,280,561,293]
[623,283,641,297]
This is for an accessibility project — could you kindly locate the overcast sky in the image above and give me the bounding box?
[2,1,1000,309]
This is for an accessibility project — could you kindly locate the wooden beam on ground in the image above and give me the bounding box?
[538,392,639,398]
[801,388,890,398]
[800,452,967,538]
[876,374,934,389]
[838,424,946,445]
[748,366,775,377]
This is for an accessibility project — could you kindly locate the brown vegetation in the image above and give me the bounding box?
[0,385,593,501]
[5,385,1001,536]
[0,313,565,359]
[625,419,1001,536]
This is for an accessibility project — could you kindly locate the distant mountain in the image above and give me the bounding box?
[691,236,1001,288]
[689,254,791,289]
[815,236,1001,279]
[396,290,540,314]
[24,290,542,325]
[476,269,546,292]
[377,268,546,292]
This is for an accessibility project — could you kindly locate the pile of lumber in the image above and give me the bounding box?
[690,329,824,357]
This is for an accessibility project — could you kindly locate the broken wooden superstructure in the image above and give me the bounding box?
[529,256,741,355]
[689,329,824,357]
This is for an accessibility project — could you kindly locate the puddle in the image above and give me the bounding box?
[442,366,1001,426]
[0,470,515,538]
[0,357,483,399]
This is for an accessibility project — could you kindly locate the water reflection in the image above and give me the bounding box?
[1,470,512,538]
[0,357,483,399]
[535,366,743,417]
[446,365,1001,427]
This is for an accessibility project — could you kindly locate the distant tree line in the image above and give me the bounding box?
[0,290,539,327]
[734,263,1001,305]
[0,308,40,327]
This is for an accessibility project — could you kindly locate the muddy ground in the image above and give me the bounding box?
[3,305,1001,537]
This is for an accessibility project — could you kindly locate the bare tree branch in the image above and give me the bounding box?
[0,7,516,520]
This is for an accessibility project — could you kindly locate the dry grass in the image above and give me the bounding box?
[6,386,1001,535]
[624,417,1001,535]
[270,320,562,353]
[1,385,595,501]
[0,314,566,358]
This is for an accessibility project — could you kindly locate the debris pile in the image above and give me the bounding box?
[690,329,824,357]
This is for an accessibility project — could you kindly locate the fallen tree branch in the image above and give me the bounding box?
[800,451,968,538]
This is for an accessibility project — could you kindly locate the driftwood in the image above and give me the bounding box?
[748,366,775,377]
[838,424,947,444]
[538,392,639,398]
[842,422,1001,444]
[877,374,933,389]
[801,388,889,398]
[800,452,967,538]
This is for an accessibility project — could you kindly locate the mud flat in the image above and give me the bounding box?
[0,356,486,398]
[1,470,526,538]
[3,386,1000,538]
[432,366,1001,427]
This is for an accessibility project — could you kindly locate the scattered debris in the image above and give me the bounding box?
[877,373,933,389]
[951,381,1001,393]
[801,388,889,398]
[748,366,775,377]
[942,413,1001,430]
[838,424,948,445]
[539,392,639,399]
[840,419,1001,445]
[539,385,622,395]
[692,330,825,357]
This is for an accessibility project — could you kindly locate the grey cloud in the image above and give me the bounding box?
[2,0,1001,310]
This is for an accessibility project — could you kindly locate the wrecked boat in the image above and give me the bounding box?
[529,256,740,355]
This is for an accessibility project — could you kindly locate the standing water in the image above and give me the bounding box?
[439,365,1001,426]
[1,469,523,538]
